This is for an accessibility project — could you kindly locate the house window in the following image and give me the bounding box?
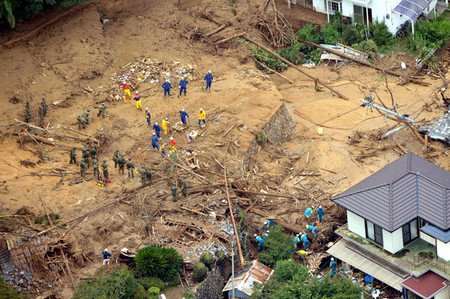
[324,0,342,13]
[419,218,428,228]
[366,220,383,246]
[353,5,364,24]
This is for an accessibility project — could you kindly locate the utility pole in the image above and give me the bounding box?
[360,97,415,124]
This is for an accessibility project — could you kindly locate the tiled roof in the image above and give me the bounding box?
[402,271,447,299]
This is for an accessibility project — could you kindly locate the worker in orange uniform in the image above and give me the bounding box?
[133,91,142,110]
[197,108,206,127]
[169,136,177,150]
[161,116,170,136]
[122,81,131,103]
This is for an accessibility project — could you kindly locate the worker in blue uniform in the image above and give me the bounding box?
[162,80,172,97]
[179,108,189,125]
[204,70,213,91]
[254,234,264,252]
[293,234,301,251]
[301,233,310,251]
[329,257,337,277]
[179,77,188,96]
[306,224,318,238]
[151,133,159,150]
[317,206,325,223]
[304,206,314,222]
[145,108,151,126]
[153,122,162,138]
[263,220,275,231]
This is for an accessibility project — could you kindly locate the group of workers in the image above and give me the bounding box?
[23,98,48,126]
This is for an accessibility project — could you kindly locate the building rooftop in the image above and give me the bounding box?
[222,260,273,296]
[335,225,450,279]
[333,152,450,232]
[402,271,447,299]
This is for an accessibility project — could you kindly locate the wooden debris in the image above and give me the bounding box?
[255,60,294,84]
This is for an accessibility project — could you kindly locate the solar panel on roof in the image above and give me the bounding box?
[393,0,432,20]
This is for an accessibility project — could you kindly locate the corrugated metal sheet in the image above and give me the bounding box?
[333,152,450,231]
[419,113,450,144]
[223,260,273,296]
[327,239,406,291]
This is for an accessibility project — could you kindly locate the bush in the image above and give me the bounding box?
[73,268,137,299]
[148,287,160,299]
[342,24,365,46]
[296,23,321,43]
[133,283,146,299]
[137,277,164,291]
[193,262,208,282]
[409,16,450,59]
[200,252,214,270]
[253,48,287,72]
[273,259,308,283]
[352,39,378,58]
[34,212,60,225]
[369,21,393,50]
[0,277,24,299]
[258,225,293,267]
[277,41,304,64]
[134,245,183,282]
[256,130,268,146]
[183,290,196,299]
[215,250,226,265]
[320,24,341,44]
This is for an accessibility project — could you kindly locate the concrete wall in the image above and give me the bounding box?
[347,210,366,238]
[436,240,450,261]
[420,231,435,245]
[382,227,404,254]
[435,285,449,299]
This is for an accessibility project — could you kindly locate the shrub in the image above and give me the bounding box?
[253,48,287,72]
[352,39,378,58]
[296,23,321,43]
[133,283,146,299]
[369,21,393,50]
[215,250,226,265]
[193,262,208,282]
[0,277,24,299]
[148,287,160,299]
[183,290,196,299]
[137,277,164,291]
[34,212,60,225]
[134,245,183,282]
[73,268,137,299]
[273,259,309,283]
[258,225,293,267]
[277,41,304,64]
[320,24,342,44]
[256,130,268,146]
[200,252,214,270]
[342,24,365,46]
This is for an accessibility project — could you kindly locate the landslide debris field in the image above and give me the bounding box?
[0,0,448,297]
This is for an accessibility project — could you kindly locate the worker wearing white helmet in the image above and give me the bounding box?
[133,90,142,110]
[102,248,112,265]
[162,79,172,97]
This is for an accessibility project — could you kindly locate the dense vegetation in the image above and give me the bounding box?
[134,245,183,282]
[250,259,365,299]
[0,0,88,28]
[258,225,294,268]
[255,12,450,69]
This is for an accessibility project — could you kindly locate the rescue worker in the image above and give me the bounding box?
[179,108,189,125]
[204,70,213,91]
[162,79,172,97]
[179,76,188,96]
[181,178,188,197]
[263,230,269,239]
[263,220,275,231]
[77,115,86,129]
[102,248,112,265]
[133,91,142,110]
[254,234,264,252]
[153,122,162,138]
[306,224,318,238]
[90,146,98,161]
[297,249,307,260]
[122,81,131,100]
[293,234,301,251]
[102,159,109,180]
[127,158,135,178]
[40,98,48,117]
[69,147,77,164]
[169,136,176,150]
[160,143,166,158]
[161,116,169,135]
[300,232,310,251]
[80,160,86,177]
[24,100,32,123]
[118,155,126,174]
[38,104,45,127]
[82,109,90,125]
[145,108,151,126]
[329,257,337,277]
[304,206,314,222]
[171,182,177,201]
[151,133,160,150]
[93,159,100,179]
[113,149,120,168]
[96,103,107,118]
[82,145,91,168]
[317,206,325,223]
[197,108,206,127]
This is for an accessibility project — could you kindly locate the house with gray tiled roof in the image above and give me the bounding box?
[327,152,450,299]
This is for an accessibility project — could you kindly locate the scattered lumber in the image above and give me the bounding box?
[214,32,245,45]
[244,37,349,100]
[248,207,302,234]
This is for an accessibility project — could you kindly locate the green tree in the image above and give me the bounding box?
[200,252,214,269]
[369,21,393,50]
[258,225,293,267]
[73,268,137,299]
[193,262,208,282]
[136,277,164,291]
[134,245,183,282]
[0,277,24,299]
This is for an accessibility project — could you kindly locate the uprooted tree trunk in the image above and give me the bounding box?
[257,0,294,48]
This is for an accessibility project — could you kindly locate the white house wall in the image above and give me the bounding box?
[436,240,450,261]
[435,285,449,299]
[382,227,403,254]
[420,231,435,245]
[347,210,366,238]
